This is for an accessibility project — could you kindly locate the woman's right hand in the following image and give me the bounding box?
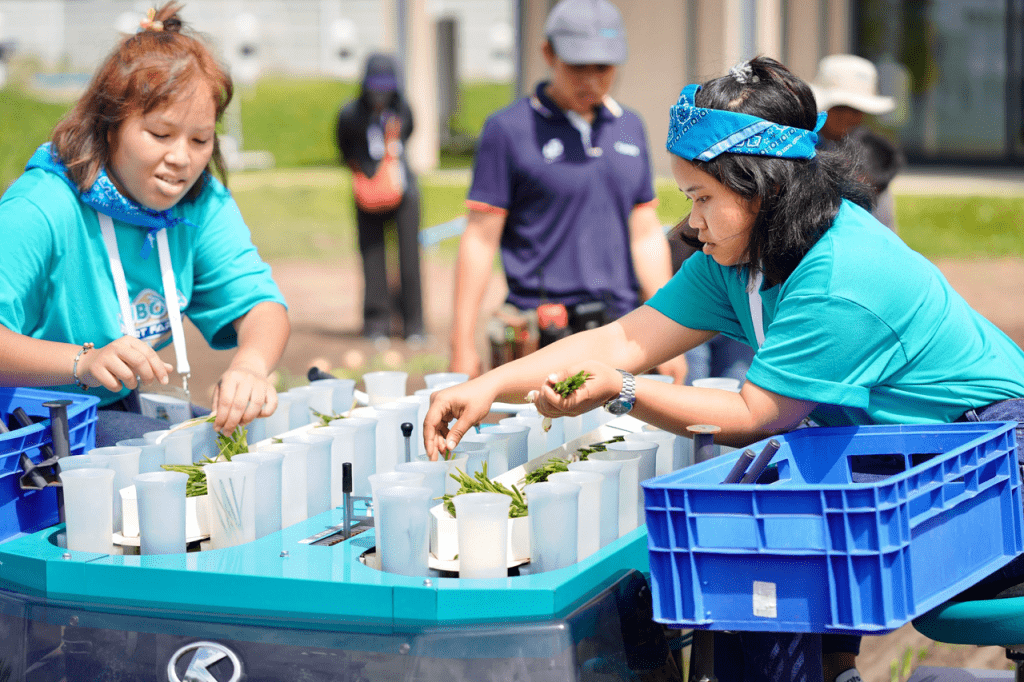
[76,335,173,391]
[423,377,496,460]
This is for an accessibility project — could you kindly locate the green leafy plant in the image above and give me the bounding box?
[310,407,346,426]
[441,463,527,519]
[522,435,627,484]
[552,370,592,398]
[158,416,249,497]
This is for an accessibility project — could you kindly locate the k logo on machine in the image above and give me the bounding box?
[167,641,243,682]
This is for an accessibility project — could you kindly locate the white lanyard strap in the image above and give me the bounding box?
[97,212,191,392]
[748,269,765,348]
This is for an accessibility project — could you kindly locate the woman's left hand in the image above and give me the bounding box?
[532,361,622,418]
[211,366,278,436]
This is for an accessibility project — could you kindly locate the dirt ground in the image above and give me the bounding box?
[165,253,1024,681]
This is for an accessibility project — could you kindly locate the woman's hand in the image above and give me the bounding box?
[532,361,622,418]
[77,335,172,391]
[423,378,497,460]
[212,366,278,436]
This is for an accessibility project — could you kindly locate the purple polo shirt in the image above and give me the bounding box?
[467,82,657,319]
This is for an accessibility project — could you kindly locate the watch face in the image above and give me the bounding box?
[607,399,632,415]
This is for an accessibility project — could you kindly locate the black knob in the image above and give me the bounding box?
[401,422,414,437]
[342,462,352,494]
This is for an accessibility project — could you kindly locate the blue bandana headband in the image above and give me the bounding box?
[26,143,196,259]
[666,84,826,162]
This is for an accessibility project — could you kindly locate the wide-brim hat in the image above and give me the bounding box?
[810,54,894,115]
[544,0,628,65]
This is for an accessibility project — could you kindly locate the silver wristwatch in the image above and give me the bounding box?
[604,369,636,416]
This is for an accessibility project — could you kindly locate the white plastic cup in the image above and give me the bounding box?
[319,417,377,502]
[398,395,426,459]
[460,432,504,476]
[245,417,268,445]
[372,401,420,474]
[316,378,357,414]
[368,472,425,525]
[525,481,580,572]
[480,423,529,470]
[87,446,141,534]
[549,470,603,561]
[205,461,257,549]
[580,406,613,434]
[609,440,659,522]
[442,455,469,495]
[562,414,583,444]
[293,383,335,420]
[117,438,165,475]
[283,432,333,518]
[625,429,676,478]
[258,442,309,528]
[590,448,643,535]
[411,388,438,457]
[396,460,449,504]
[60,468,116,554]
[265,393,294,438]
[692,377,743,392]
[452,440,488,478]
[284,388,312,428]
[500,415,547,462]
[377,485,433,576]
[145,429,193,466]
[188,419,218,462]
[423,372,469,389]
[120,486,139,538]
[134,471,188,555]
[568,459,621,547]
[57,454,105,471]
[363,371,408,406]
[232,451,284,538]
[453,492,511,579]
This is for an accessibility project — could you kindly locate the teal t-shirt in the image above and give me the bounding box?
[0,167,287,405]
[647,200,1024,426]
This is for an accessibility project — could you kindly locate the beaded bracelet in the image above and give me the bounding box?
[72,342,94,390]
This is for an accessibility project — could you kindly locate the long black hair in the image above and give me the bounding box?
[677,57,872,286]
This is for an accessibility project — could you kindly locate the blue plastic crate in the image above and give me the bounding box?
[0,388,99,542]
[642,422,1023,635]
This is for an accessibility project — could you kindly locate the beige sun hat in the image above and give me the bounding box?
[810,54,895,115]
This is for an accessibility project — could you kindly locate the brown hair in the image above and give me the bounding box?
[51,2,233,201]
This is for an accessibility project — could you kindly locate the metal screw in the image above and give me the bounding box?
[62,553,72,560]
[398,643,410,655]
[422,578,433,587]
[280,550,289,558]
[69,616,79,626]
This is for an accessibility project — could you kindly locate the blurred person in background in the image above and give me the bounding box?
[448,0,686,383]
[336,53,424,345]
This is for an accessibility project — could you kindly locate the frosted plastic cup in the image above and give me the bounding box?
[458,432,502,475]
[453,492,511,579]
[232,451,284,538]
[590,448,643,535]
[396,460,449,505]
[57,454,105,471]
[60,468,116,554]
[245,416,268,445]
[87,446,141,534]
[120,486,139,538]
[525,481,580,572]
[315,378,357,414]
[188,419,218,462]
[292,383,335,420]
[368,472,425,525]
[318,417,377,502]
[284,388,312,428]
[562,414,583,445]
[376,485,433,576]
[549,470,603,561]
[205,461,258,549]
[133,471,188,555]
[283,432,332,518]
[609,439,659,520]
[264,393,294,438]
[442,454,469,495]
[258,442,309,528]
[515,403,564,450]
[145,429,193,466]
[452,440,488,478]
[692,377,743,392]
[399,395,426,459]
[675,434,695,471]
[373,400,420,474]
[423,372,469,389]
[481,423,529,469]
[639,373,674,384]
[412,388,439,457]
[500,415,547,462]
[580,406,614,435]
[363,371,408,406]
[569,459,621,547]
[117,437,165,475]
[625,429,676,478]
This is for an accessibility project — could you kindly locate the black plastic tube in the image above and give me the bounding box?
[723,448,757,484]
[740,439,782,484]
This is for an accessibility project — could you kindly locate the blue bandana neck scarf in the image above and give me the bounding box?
[666,84,826,162]
[26,142,196,259]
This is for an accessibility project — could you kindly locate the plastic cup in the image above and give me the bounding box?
[500,415,547,462]
[60,468,116,554]
[292,383,335,420]
[134,471,188,555]
[442,454,469,495]
[117,437,165,475]
[590,448,643,535]
[692,377,743,392]
[258,442,309,528]
[525,481,580,572]
[188,419,218,462]
[562,414,583,444]
[453,492,511,579]
[264,393,294,438]
[625,429,676,478]
[205,461,258,549]
[372,401,421,474]
[363,371,408,406]
[396,460,449,505]
[284,388,313,428]
[568,459,621,547]
[376,485,433,576]
[452,440,488,478]
[87,446,141,534]
[458,432,502,475]
[609,439,659,521]
[245,417,268,445]
[480,423,529,470]
[368,472,425,525]
[145,429,193,466]
[57,454,105,472]
[283,431,333,518]
[232,451,284,538]
[398,395,426,459]
[120,486,139,538]
[549,470,603,561]
[316,378,357,414]
[319,417,377,502]
[411,388,439,457]
[423,372,469,389]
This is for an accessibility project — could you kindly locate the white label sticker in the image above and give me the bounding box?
[753,580,777,618]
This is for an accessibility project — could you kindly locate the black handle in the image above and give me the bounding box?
[342,462,352,494]
[723,448,756,484]
[401,422,414,438]
[307,366,335,382]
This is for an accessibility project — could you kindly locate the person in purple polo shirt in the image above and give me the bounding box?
[448,0,686,382]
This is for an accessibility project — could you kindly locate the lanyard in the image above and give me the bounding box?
[748,270,765,348]
[97,212,191,398]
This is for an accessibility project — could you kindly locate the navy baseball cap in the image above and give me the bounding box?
[544,0,627,65]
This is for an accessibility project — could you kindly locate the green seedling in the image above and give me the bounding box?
[441,463,528,519]
[552,370,592,398]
